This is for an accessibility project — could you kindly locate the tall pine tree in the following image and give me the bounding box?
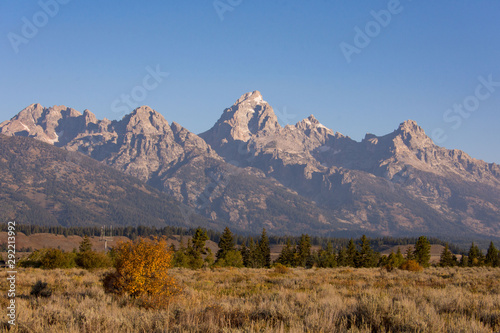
[277,239,294,267]
[414,236,431,268]
[258,228,271,268]
[439,243,455,267]
[192,227,209,254]
[295,234,311,267]
[485,242,499,267]
[468,242,484,266]
[357,235,376,268]
[216,227,235,261]
[346,239,357,267]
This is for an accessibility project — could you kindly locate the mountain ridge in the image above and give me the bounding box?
[2,92,499,238]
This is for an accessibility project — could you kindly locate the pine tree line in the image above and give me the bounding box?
[169,229,455,270]
[3,224,500,268]
[0,224,472,254]
[439,241,500,267]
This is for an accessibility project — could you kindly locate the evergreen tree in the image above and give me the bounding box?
[337,247,347,267]
[276,239,294,267]
[357,235,376,268]
[468,242,484,266]
[258,228,271,268]
[439,243,455,267]
[317,241,337,268]
[405,246,415,261]
[172,240,189,268]
[191,227,209,254]
[459,253,468,267]
[219,250,244,267]
[75,236,111,270]
[346,239,357,267]
[185,239,204,269]
[216,227,235,261]
[79,236,92,253]
[240,242,250,267]
[247,238,260,268]
[485,241,499,267]
[394,247,404,268]
[414,236,431,268]
[295,234,311,267]
[380,253,391,268]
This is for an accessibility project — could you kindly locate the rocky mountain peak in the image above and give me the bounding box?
[0,104,83,145]
[201,91,280,145]
[307,114,318,123]
[122,106,170,135]
[296,115,332,131]
[83,109,97,125]
[234,90,264,105]
[393,119,434,149]
[20,103,45,119]
[397,119,423,134]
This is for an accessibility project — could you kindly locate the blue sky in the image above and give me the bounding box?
[1,0,499,163]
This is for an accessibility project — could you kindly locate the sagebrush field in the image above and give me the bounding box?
[1,266,500,332]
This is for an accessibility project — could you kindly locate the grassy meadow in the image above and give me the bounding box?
[1,266,500,332]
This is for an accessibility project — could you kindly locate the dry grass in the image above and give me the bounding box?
[1,267,500,332]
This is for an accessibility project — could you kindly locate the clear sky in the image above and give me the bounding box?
[1,1,499,163]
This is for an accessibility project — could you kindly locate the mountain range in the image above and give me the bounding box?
[2,91,499,239]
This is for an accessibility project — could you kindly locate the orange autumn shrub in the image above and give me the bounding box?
[400,259,423,272]
[105,237,180,309]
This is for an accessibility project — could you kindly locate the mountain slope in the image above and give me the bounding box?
[0,134,213,229]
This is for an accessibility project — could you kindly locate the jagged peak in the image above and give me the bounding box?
[129,105,156,115]
[307,114,319,124]
[296,114,331,132]
[14,104,82,123]
[126,106,167,123]
[122,106,170,134]
[43,105,82,118]
[14,103,45,121]
[397,119,423,134]
[201,91,280,143]
[26,103,44,110]
[83,109,97,124]
[234,90,265,105]
[16,103,43,114]
[390,119,436,150]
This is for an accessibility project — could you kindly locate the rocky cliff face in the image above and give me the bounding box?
[201,92,500,238]
[2,93,500,238]
[1,104,222,192]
